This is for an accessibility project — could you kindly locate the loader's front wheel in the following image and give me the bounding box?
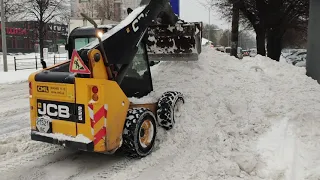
[122,108,157,158]
[157,91,185,130]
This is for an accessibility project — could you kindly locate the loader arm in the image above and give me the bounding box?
[77,0,178,79]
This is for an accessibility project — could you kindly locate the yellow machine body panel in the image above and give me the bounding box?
[29,73,77,137]
[29,71,130,153]
[75,78,130,152]
[28,72,38,130]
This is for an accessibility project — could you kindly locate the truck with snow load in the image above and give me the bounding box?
[28,0,202,157]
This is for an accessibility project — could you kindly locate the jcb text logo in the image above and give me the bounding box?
[37,86,49,93]
[38,102,70,119]
[132,13,145,32]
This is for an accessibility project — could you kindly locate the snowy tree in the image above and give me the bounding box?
[219,30,231,47]
[238,30,256,49]
[0,0,22,22]
[216,0,309,61]
[195,0,218,42]
[74,0,116,23]
[202,24,221,45]
[77,1,96,18]
[19,0,70,68]
[95,0,114,23]
[282,28,308,49]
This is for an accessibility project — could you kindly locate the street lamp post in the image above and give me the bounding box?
[1,0,8,72]
[207,3,214,41]
[208,7,210,41]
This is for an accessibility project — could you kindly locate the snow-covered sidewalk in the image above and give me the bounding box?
[1,46,320,179]
[0,70,38,84]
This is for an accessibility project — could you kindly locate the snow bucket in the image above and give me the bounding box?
[145,21,202,61]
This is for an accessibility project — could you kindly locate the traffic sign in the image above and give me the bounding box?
[69,49,91,74]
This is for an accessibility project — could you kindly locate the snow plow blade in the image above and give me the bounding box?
[145,21,203,61]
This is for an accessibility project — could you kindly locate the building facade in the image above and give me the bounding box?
[0,21,68,53]
[70,0,141,21]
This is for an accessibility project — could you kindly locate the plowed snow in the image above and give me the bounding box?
[1,46,320,179]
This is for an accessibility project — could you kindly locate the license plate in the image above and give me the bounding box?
[36,116,51,133]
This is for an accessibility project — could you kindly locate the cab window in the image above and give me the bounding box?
[74,37,97,50]
[125,43,149,79]
[119,42,153,98]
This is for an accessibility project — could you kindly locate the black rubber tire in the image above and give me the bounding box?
[122,108,157,158]
[156,91,185,130]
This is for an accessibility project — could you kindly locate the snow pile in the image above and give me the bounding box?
[238,54,320,179]
[2,47,320,179]
[113,49,320,180]
[129,91,159,104]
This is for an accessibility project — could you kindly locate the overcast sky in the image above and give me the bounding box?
[179,0,230,30]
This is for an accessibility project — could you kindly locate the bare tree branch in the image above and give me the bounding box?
[14,0,70,68]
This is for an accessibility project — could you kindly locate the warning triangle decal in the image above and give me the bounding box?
[69,49,91,74]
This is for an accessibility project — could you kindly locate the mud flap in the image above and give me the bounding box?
[145,21,202,61]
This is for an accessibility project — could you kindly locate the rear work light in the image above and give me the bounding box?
[92,86,99,101]
[92,86,98,93]
[92,94,99,101]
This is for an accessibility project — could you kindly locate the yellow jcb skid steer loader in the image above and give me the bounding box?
[28,0,202,157]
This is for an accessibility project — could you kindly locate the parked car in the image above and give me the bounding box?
[242,50,250,56]
[224,47,231,53]
[238,47,243,59]
[213,44,222,49]
[249,48,257,57]
[286,51,307,66]
[222,47,243,59]
[217,46,225,52]
[282,49,306,58]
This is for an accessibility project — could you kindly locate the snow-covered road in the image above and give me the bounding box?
[1,47,320,179]
[0,83,30,135]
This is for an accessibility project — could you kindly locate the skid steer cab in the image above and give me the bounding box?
[28,0,193,157]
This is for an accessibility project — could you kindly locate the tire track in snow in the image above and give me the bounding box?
[2,149,82,180]
[0,107,29,119]
[83,78,220,180]
[68,122,192,180]
[0,128,65,174]
[0,82,72,178]
[0,82,29,124]
[255,117,304,180]
[0,112,30,135]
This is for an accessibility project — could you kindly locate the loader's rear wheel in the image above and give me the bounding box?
[157,91,185,130]
[122,108,157,158]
